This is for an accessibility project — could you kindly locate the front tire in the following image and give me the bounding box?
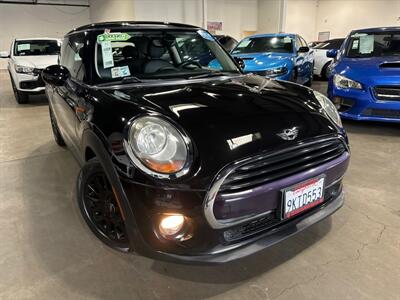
[11,77,29,104]
[304,64,314,87]
[77,158,130,252]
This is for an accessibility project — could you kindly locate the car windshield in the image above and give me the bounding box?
[345,32,400,58]
[94,29,240,82]
[231,36,294,54]
[14,40,60,56]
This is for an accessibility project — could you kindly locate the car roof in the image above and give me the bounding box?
[243,33,297,39]
[67,21,201,36]
[15,37,60,41]
[351,26,400,34]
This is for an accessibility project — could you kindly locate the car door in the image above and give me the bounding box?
[299,35,313,83]
[50,33,86,155]
[294,35,306,83]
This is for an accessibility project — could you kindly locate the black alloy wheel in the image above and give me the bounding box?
[77,159,130,252]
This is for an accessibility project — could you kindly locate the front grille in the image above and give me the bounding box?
[20,78,45,89]
[373,86,400,101]
[363,108,400,119]
[220,137,346,192]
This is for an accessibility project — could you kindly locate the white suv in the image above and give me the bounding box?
[0,38,61,104]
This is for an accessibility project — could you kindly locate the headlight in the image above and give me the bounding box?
[263,66,288,77]
[314,91,343,128]
[333,74,362,90]
[124,116,191,178]
[15,64,35,74]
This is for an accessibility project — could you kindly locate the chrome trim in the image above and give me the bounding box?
[123,113,193,180]
[203,135,348,229]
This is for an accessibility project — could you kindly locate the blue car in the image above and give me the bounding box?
[230,33,314,85]
[327,27,400,123]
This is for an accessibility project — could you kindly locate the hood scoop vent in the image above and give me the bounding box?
[241,57,254,60]
[379,62,400,68]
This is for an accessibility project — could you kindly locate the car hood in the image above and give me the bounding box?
[13,55,58,69]
[335,56,400,85]
[232,52,294,72]
[101,75,340,188]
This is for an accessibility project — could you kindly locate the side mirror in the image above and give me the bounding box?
[233,56,245,69]
[298,46,310,53]
[0,51,9,58]
[42,65,70,86]
[326,49,338,58]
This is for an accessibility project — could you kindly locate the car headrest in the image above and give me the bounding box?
[122,45,138,59]
[148,40,166,58]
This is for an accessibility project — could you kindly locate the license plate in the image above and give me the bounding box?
[282,175,325,219]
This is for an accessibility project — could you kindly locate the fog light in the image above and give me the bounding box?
[159,214,185,238]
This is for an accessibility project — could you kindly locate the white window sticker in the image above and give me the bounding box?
[17,44,30,51]
[283,36,292,43]
[352,40,359,49]
[359,35,374,54]
[101,41,114,69]
[111,66,131,78]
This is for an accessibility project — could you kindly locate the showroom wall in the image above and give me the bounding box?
[133,0,203,27]
[257,0,282,35]
[89,0,135,23]
[284,0,318,42]
[0,1,90,69]
[316,0,400,38]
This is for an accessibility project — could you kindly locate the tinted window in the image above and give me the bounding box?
[60,34,86,81]
[14,40,60,56]
[346,32,400,58]
[314,39,344,50]
[232,36,294,54]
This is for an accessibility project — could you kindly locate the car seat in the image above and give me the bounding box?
[143,39,175,73]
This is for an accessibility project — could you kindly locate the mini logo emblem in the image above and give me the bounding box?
[277,127,299,141]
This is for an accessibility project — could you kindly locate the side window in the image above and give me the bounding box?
[60,34,86,81]
[295,36,302,51]
[330,40,343,50]
[300,36,307,47]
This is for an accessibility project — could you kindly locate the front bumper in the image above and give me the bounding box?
[14,73,45,93]
[328,80,400,123]
[119,150,350,264]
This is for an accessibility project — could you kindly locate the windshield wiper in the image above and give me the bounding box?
[121,76,142,83]
[188,71,226,79]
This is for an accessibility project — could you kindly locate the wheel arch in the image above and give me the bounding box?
[80,129,145,252]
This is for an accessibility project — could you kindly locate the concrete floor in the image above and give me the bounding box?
[0,70,400,300]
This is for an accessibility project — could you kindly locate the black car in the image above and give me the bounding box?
[215,34,238,52]
[42,21,350,264]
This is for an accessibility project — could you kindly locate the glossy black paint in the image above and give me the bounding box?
[42,65,71,86]
[45,22,349,263]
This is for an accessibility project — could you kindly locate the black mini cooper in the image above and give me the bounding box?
[42,22,350,263]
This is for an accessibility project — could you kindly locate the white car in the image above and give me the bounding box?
[0,38,61,103]
[312,38,344,79]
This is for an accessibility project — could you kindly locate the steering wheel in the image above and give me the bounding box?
[178,60,202,69]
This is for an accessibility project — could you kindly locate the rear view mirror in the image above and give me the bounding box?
[42,65,70,86]
[0,51,9,58]
[326,49,338,58]
[298,46,310,53]
[234,56,245,69]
